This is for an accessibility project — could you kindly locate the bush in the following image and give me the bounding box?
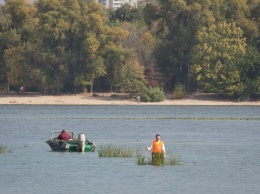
[172,83,186,99]
[141,87,165,102]
[140,94,151,102]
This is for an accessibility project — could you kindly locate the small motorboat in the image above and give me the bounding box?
[46,130,96,152]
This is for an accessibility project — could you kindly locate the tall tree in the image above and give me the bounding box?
[34,0,126,93]
[116,57,147,96]
[1,0,38,91]
[121,22,160,87]
[104,45,134,92]
[191,22,247,97]
[144,0,215,91]
[110,4,142,22]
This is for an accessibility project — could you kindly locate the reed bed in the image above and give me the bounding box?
[98,145,181,166]
[0,144,13,154]
[98,145,134,157]
[137,152,181,166]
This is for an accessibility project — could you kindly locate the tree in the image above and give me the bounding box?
[34,0,126,93]
[110,4,142,23]
[144,0,215,91]
[34,0,83,92]
[4,46,30,89]
[117,58,147,96]
[191,22,247,97]
[1,0,38,91]
[104,45,134,91]
[120,22,160,87]
[238,46,260,98]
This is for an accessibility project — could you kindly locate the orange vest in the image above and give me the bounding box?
[152,140,164,153]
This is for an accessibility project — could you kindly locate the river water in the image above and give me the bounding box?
[0,105,259,194]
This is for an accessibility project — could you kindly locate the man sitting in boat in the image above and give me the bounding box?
[57,130,71,141]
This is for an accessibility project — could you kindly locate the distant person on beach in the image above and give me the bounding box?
[20,86,24,93]
[146,134,166,155]
[58,130,71,141]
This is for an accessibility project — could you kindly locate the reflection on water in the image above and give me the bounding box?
[0,105,259,194]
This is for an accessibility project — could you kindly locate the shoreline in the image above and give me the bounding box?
[0,93,259,106]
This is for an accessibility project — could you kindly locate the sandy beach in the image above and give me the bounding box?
[0,92,259,105]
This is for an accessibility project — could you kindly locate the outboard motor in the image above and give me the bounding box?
[78,133,86,152]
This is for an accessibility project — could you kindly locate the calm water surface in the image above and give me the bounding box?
[0,105,259,194]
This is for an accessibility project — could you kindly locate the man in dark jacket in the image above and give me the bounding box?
[58,130,71,141]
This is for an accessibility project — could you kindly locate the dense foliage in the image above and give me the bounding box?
[0,0,259,99]
[141,87,165,102]
[191,22,246,97]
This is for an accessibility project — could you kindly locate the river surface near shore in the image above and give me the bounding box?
[0,105,259,194]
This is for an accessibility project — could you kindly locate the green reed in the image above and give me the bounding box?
[98,145,181,166]
[137,152,181,166]
[98,145,134,157]
[167,154,182,165]
[0,144,13,154]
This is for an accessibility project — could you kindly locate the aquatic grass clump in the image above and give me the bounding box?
[137,155,146,165]
[98,145,181,166]
[137,153,165,165]
[151,153,166,166]
[98,145,134,157]
[167,154,182,165]
[0,144,13,153]
[137,152,181,166]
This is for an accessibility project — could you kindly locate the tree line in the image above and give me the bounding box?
[0,0,259,99]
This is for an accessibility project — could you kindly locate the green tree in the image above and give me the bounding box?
[34,0,82,92]
[1,0,38,91]
[104,45,134,92]
[110,4,142,23]
[144,0,215,91]
[120,22,160,87]
[34,0,125,93]
[117,58,147,96]
[238,46,260,98]
[191,22,247,97]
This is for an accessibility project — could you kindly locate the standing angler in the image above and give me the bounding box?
[146,134,166,164]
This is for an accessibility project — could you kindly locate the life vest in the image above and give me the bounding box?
[152,140,164,153]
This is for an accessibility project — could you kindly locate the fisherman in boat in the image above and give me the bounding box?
[57,130,71,141]
[146,134,166,163]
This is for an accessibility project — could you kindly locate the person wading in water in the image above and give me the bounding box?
[146,134,166,164]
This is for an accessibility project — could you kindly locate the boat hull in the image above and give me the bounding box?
[46,140,95,152]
